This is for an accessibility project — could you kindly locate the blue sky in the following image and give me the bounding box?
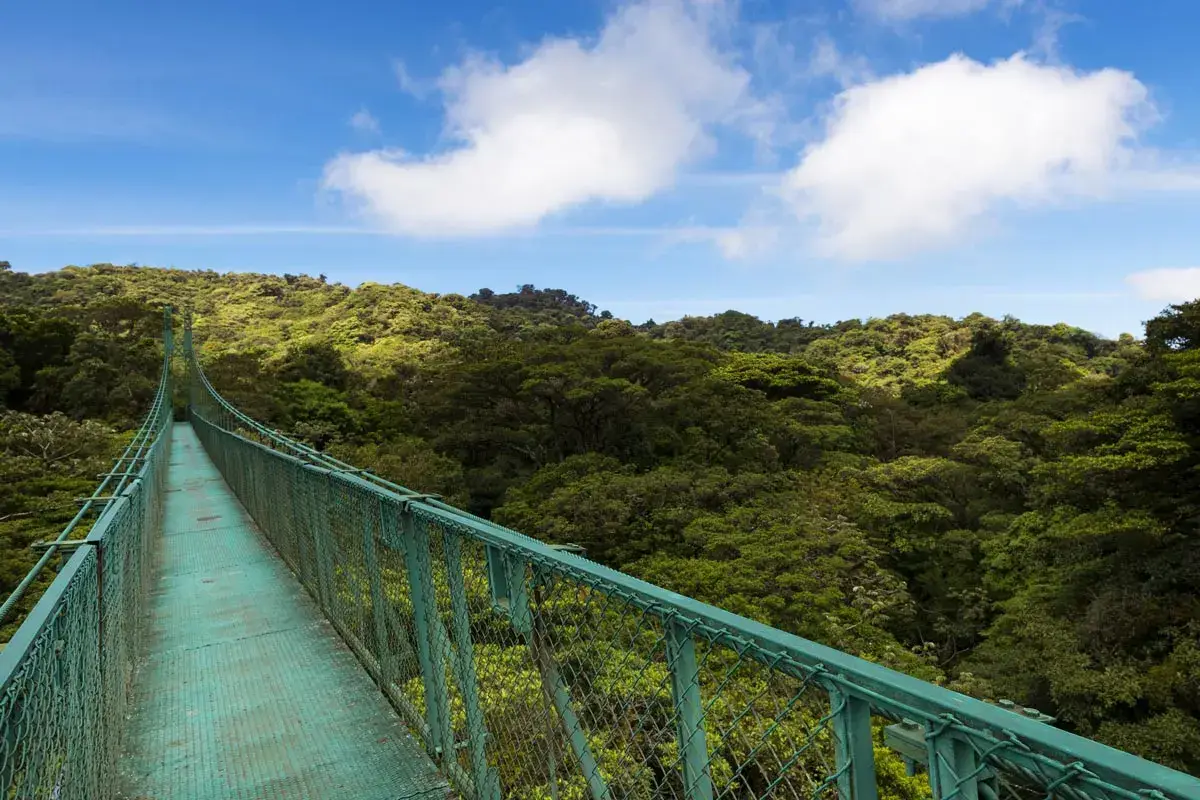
[3,0,1200,336]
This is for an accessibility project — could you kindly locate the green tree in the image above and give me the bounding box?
[274,379,359,448]
[967,306,1200,770]
[278,340,351,390]
[0,411,117,637]
[945,324,1026,401]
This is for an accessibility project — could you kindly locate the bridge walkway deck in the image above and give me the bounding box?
[120,422,446,800]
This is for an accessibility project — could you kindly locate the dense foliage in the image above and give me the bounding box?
[0,263,170,635]
[1,261,1197,772]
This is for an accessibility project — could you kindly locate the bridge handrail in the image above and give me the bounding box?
[185,333,1200,800]
[0,308,175,799]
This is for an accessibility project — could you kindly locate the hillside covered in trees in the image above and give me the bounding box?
[2,262,1198,772]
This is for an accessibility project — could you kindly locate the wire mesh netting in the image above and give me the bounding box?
[0,314,174,800]
[183,332,1200,800]
[412,518,844,800]
[0,550,103,799]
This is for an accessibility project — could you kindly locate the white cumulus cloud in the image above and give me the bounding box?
[783,53,1153,261]
[323,0,758,236]
[1126,269,1200,303]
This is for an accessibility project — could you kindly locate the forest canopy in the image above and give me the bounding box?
[1,262,1197,772]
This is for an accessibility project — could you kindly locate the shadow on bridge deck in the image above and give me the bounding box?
[120,423,447,800]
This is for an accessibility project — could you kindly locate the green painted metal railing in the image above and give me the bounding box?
[0,309,175,799]
[183,328,1200,800]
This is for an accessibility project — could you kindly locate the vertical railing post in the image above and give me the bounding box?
[305,468,336,615]
[365,497,397,685]
[376,503,423,680]
[665,618,713,800]
[290,468,317,591]
[442,531,501,800]
[504,554,610,800]
[927,721,982,800]
[829,685,878,800]
[400,510,455,762]
[504,554,532,633]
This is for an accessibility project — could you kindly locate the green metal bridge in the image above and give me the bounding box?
[1,309,1197,800]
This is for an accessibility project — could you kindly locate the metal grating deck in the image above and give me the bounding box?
[120,423,447,800]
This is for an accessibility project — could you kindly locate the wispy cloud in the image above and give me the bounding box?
[1112,166,1200,193]
[348,109,381,134]
[0,224,379,237]
[678,171,783,187]
[807,36,873,88]
[0,97,184,144]
[964,289,1124,300]
[1126,268,1200,302]
[644,223,780,258]
[550,225,729,238]
[853,0,1018,22]
[393,60,433,99]
[1,222,740,241]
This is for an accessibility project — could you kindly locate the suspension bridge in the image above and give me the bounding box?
[0,309,1196,800]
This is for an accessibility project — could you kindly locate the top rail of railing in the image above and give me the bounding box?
[184,327,1200,800]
